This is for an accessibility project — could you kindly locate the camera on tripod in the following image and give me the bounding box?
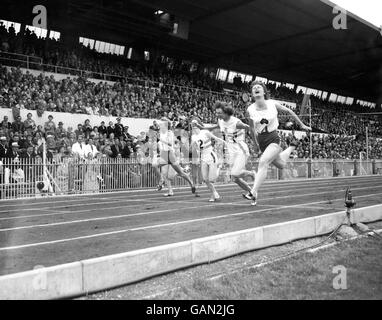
[344,187,356,209]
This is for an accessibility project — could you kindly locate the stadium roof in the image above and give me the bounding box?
[1,0,381,102]
[136,0,382,102]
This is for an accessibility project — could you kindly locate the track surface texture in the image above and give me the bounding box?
[0,175,381,276]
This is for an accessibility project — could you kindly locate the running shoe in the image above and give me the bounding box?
[251,191,258,206]
[164,192,174,197]
[191,185,200,197]
[243,192,253,201]
[157,183,163,191]
[209,196,221,202]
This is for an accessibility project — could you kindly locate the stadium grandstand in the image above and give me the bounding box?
[0,0,381,301]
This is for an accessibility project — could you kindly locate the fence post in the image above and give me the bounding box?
[372,159,376,175]
[353,159,358,176]
[307,159,312,178]
[332,159,337,177]
[278,168,282,180]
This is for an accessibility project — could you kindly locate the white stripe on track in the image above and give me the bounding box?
[0,183,381,224]
[0,178,380,215]
[0,175,378,209]
[0,192,381,251]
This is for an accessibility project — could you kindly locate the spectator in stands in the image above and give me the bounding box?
[72,134,86,159]
[12,115,24,133]
[75,124,84,139]
[44,115,56,137]
[85,138,99,158]
[21,134,35,150]
[1,116,12,131]
[0,136,9,158]
[24,113,36,134]
[98,121,107,136]
[56,121,67,139]
[9,132,20,148]
[149,120,160,132]
[115,117,124,138]
[121,125,134,143]
[45,134,57,152]
[55,146,67,162]
[107,121,115,137]
[110,138,121,158]
[8,142,20,159]
[21,146,36,160]
[63,132,76,147]
[90,126,100,139]
[35,125,45,137]
[83,119,93,138]
[120,140,131,159]
[101,139,113,158]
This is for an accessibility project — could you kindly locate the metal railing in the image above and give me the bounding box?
[0,157,381,200]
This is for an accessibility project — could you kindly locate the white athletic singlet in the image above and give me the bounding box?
[218,116,248,155]
[159,130,175,152]
[192,130,213,156]
[247,100,279,134]
[192,130,218,164]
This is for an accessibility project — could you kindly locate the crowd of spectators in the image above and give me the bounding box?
[0,112,159,162]
[1,65,380,138]
[278,132,382,160]
[1,111,381,164]
[0,22,381,163]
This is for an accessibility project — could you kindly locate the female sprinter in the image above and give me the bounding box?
[157,117,199,196]
[158,140,181,197]
[191,118,227,202]
[200,102,256,198]
[247,81,311,205]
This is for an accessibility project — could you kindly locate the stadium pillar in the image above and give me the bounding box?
[278,168,283,180]
[307,159,312,178]
[332,159,337,177]
[372,159,377,175]
[353,160,358,176]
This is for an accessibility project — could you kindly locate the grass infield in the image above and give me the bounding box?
[163,235,382,300]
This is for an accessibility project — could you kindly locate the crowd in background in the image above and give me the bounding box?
[0,22,381,164]
[1,111,382,164]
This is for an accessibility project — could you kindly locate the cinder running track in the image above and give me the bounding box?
[0,175,381,276]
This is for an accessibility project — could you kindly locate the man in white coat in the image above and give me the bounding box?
[84,138,99,159]
[72,135,87,159]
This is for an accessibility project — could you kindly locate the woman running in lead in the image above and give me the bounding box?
[191,117,227,202]
[246,81,311,205]
[157,117,199,196]
[200,102,256,199]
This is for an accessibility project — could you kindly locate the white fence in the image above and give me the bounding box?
[1,157,381,200]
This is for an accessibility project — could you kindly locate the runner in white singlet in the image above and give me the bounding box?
[246,81,311,205]
[199,102,256,198]
[157,118,199,197]
[191,118,226,202]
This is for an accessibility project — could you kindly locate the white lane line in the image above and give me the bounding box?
[0,178,380,215]
[0,175,378,209]
[1,192,381,252]
[1,183,381,224]
[228,203,330,210]
[0,203,218,232]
